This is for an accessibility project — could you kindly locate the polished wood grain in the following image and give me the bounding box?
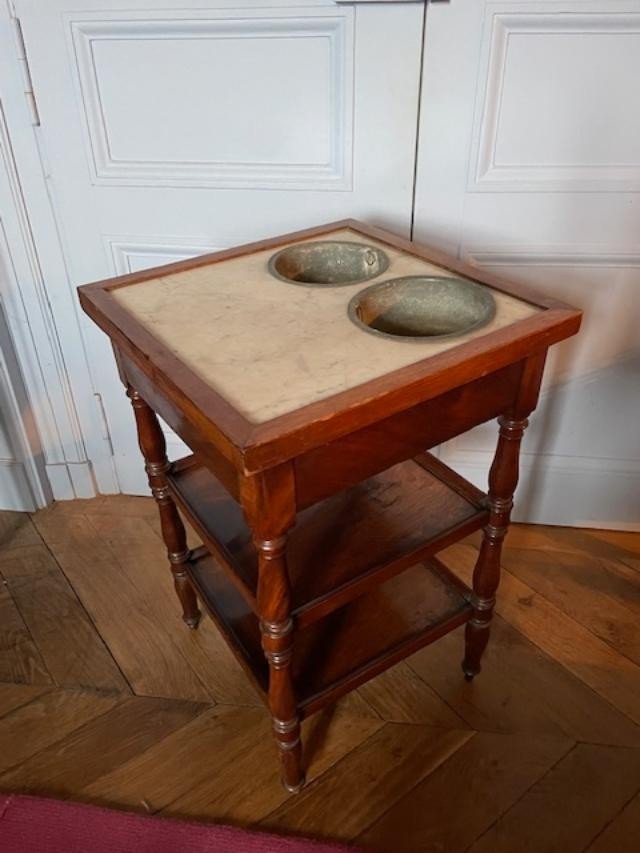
[0,541,128,692]
[0,695,204,796]
[168,452,487,625]
[587,790,640,853]
[0,498,639,851]
[0,689,120,774]
[188,551,472,716]
[468,743,640,853]
[0,683,51,718]
[77,221,581,789]
[427,541,640,729]
[0,580,51,686]
[355,661,469,727]
[292,362,522,508]
[357,732,573,852]
[265,725,475,841]
[31,509,219,703]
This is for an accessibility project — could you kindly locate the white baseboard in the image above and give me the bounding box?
[67,462,97,499]
[444,451,640,531]
[46,461,97,500]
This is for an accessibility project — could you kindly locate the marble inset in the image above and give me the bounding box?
[113,228,540,423]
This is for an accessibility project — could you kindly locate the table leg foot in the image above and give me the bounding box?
[183,612,201,630]
[462,661,477,682]
[277,725,304,793]
[283,776,306,794]
[172,566,201,629]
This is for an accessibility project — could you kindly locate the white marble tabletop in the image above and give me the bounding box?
[113,228,539,423]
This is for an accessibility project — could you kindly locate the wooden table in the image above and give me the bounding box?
[78,220,581,792]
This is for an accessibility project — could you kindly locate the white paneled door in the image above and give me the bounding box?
[15,0,426,493]
[415,0,640,528]
[7,0,638,526]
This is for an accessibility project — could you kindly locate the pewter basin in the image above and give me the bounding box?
[268,240,389,286]
[348,276,496,341]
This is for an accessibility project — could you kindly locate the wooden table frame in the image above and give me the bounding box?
[79,220,582,792]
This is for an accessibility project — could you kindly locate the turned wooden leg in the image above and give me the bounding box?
[127,386,201,629]
[256,534,304,793]
[462,414,529,680]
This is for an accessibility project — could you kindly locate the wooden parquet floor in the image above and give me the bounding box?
[1,496,639,851]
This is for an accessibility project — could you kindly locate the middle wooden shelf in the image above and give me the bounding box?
[167,451,488,628]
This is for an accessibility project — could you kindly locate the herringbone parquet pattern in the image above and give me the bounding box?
[1,496,639,851]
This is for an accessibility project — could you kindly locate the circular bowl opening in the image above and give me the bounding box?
[348,276,496,341]
[268,240,389,286]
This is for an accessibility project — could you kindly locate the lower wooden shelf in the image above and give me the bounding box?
[187,547,473,718]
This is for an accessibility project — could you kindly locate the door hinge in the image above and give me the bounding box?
[9,11,40,126]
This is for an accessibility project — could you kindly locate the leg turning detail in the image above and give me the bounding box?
[463,415,528,680]
[127,386,201,629]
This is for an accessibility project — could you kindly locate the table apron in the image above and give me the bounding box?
[294,360,524,509]
[120,351,524,512]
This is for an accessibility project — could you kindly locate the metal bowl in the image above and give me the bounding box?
[268,240,389,286]
[348,276,496,341]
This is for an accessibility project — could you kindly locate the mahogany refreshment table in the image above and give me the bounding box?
[78,220,581,792]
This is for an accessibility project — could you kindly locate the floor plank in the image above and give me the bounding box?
[87,512,259,706]
[502,546,640,663]
[164,700,385,824]
[0,683,51,718]
[507,524,640,574]
[37,495,160,521]
[535,524,640,562]
[81,700,382,823]
[588,528,640,556]
[469,743,640,853]
[32,510,214,703]
[440,542,640,727]
[82,706,267,812]
[264,724,474,843]
[0,512,42,550]
[0,500,635,851]
[586,789,640,853]
[0,580,52,686]
[357,661,469,727]
[409,617,640,747]
[496,569,640,726]
[587,531,640,575]
[0,695,205,796]
[0,689,120,774]
[0,544,129,692]
[357,732,573,852]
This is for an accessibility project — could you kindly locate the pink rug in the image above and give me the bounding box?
[0,794,366,853]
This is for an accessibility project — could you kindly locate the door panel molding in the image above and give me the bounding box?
[470,4,640,191]
[69,9,355,189]
[106,236,223,276]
